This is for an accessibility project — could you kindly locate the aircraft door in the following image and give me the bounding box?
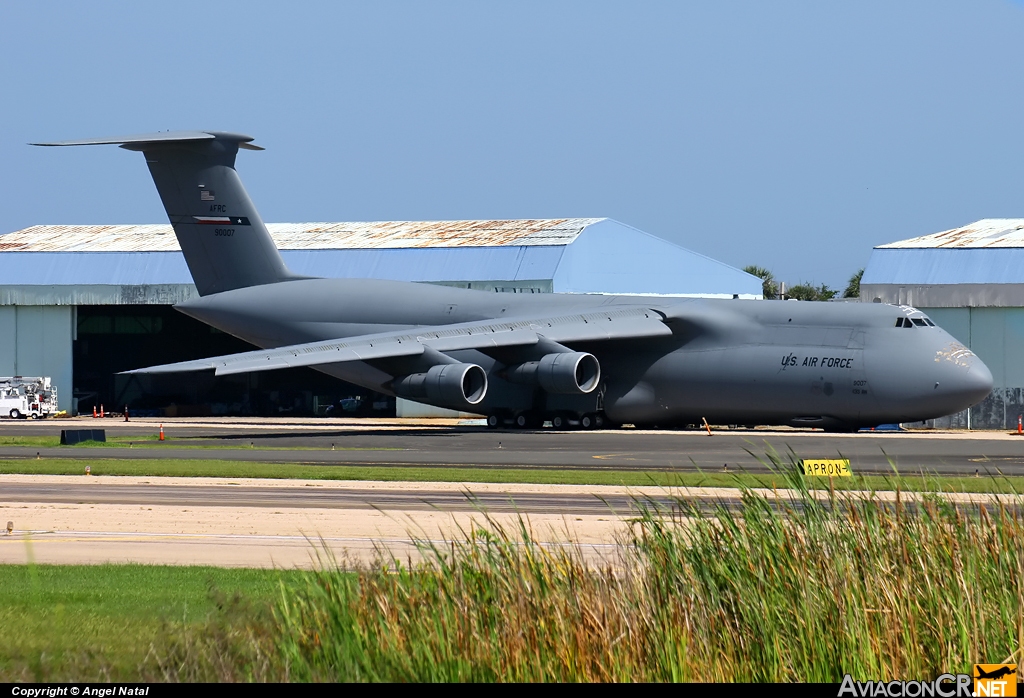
[846,331,870,420]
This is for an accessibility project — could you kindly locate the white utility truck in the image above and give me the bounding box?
[0,377,58,419]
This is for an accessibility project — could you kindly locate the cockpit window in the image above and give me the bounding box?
[896,316,936,328]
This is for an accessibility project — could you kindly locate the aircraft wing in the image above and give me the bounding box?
[120,306,672,376]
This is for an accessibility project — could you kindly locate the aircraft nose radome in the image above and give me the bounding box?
[937,354,993,412]
[965,360,994,404]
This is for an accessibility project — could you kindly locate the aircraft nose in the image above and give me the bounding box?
[964,359,994,403]
[936,354,993,411]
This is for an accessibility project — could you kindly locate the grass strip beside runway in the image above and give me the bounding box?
[0,564,304,681]
[1,456,1023,493]
[269,487,1024,682]
[3,478,1022,682]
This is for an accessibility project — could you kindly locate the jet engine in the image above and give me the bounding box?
[505,352,601,395]
[392,363,488,408]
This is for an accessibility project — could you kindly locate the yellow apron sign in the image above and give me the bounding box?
[801,459,852,477]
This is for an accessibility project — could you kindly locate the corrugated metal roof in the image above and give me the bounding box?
[878,219,1024,249]
[0,247,565,286]
[0,219,604,252]
[0,218,764,303]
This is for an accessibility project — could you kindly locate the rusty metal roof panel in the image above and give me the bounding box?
[878,219,1024,248]
[266,218,602,249]
[0,218,765,301]
[0,225,179,252]
[0,219,603,252]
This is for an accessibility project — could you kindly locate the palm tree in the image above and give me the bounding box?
[743,265,778,300]
[843,269,864,299]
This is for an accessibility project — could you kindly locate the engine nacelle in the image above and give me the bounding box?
[505,352,601,395]
[392,363,488,407]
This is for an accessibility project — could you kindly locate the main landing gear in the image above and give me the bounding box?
[486,411,608,430]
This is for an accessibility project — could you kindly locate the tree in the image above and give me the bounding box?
[743,265,778,300]
[843,269,863,299]
[786,282,838,301]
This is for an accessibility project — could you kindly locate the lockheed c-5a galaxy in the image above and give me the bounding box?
[35,131,993,431]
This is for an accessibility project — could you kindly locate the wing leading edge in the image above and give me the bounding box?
[120,307,672,376]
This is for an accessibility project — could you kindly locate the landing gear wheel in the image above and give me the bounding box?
[594,414,605,429]
[486,414,500,429]
[9,409,20,420]
[551,414,565,430]
[514,413,537,429]
[581,414,595,430]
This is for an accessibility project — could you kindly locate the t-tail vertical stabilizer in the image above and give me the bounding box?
[33,131,301,296]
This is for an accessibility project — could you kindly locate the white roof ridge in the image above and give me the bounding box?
[878,218,1024,249]
[0,218,607,252]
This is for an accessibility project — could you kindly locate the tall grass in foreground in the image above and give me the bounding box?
[158,469,1024,682]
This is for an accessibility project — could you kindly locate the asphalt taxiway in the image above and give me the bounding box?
[0,417,1022,476]
[1,418,1019,567]
[0,479,666,515]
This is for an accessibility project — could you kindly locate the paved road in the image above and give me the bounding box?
[1,478,1012,519]
[1,419,1022,476]
[0,415,1019,474]
[0,480,681,515]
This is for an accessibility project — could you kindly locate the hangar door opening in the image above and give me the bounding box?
[72,305,394,417]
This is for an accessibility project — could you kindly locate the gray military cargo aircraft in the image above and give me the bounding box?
[35,131,993,430]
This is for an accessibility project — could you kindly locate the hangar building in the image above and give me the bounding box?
[0,218,762,417]
[861,218,1024,429]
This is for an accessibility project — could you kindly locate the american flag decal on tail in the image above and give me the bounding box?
[192,216,251,226]
[200,190,215,201]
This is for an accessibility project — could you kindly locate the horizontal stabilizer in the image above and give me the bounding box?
[121,307,670,376]
[31,130,264,150]
[35,129,284,295]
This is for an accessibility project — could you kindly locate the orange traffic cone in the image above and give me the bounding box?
[100,404,105,418]
[159,424,165,441]
[92,405,97,418]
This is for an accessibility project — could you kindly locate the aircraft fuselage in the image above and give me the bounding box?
[175,277,993,429]
[36,130,992,430]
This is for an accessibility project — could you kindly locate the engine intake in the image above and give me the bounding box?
[506,352,601,395]
[392,363,488,407]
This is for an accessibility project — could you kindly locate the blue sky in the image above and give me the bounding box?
[2,1,1024,290]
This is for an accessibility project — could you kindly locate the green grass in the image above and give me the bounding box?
[266,476,1024,681]
[3,466,1023,682]
[0,564,303,682]
[1,456,1023,493]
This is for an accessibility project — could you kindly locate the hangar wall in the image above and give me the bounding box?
[0,306,74,413]
[909,307,1024,430]
[0,218,762,418]
[862,219,1024,429]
